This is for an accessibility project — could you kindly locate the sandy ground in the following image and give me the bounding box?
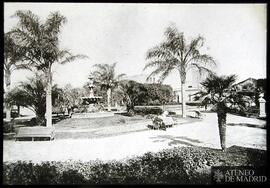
[3,113,266,163]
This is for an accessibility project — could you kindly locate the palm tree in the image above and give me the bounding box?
[9,10,87,127]
[90,63,125,111]
[144,25,215,118]
[5,73,47,125]
[198,74,250,151]
[4,33,31,121]
[5,73,63,126]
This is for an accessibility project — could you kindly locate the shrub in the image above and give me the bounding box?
[3,161,59,184]
[27,118,38,126]
[168,111,176,116]
[60,169,86,184]
[186,102,203,106]
[3,146,266,185]
[134,106,163,116]
[3,121,14,133]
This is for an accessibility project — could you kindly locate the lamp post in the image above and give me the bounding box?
[259,93,266,118]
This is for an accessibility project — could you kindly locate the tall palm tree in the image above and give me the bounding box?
[90,63,125,111]
[198,74,250,151]
[4,33,31,121]
[9,10,87,127]
[144,25,215,118]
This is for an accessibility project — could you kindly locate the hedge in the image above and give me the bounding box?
[134,106,163,116]
[3,146,266,185]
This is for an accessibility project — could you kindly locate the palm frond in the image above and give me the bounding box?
[111,62,117,70]
[144,59,170,71]
[187,54,216,68]
[157,66,175,83]
[4,33,33,72]
[188,63,214,75]
[200,74,238,104]
[164,25,186,56]
[116,73,126,80]
[10,63,32,72]
[146,45,175,61]
[145,60,176,83]
[93,64,108,72]
[44,11,67,37]
[183,35,204,62]
[59,54,88,64]
[12,10,41,36]
[90,63,125,90]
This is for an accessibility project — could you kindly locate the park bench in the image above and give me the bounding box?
[15,126,55,141]
[161,116,175,127]
[190,110,203,119]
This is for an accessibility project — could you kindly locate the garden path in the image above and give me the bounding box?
[3,113,266,163]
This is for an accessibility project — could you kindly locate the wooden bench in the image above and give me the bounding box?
[161,116,175,127]
[15,126,55,141]
[189,110,203,119]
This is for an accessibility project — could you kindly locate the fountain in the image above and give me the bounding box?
[81,76,102,112]
[71,77,114,119]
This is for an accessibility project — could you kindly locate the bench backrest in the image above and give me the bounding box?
[159,116,174,125]
[17,126,55,136]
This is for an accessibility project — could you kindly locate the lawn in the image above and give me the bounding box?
[54,114,146,129]
[4,113,201,140]
[54,114,201,139]
[54,114,151,139]
[55,113,201,139]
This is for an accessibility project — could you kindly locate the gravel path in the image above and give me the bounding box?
[3,113,266,163]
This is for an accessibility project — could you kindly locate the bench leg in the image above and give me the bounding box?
[32,137,34,141]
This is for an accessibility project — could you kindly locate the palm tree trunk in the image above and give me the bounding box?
[217,104,227,151]
[181,81,187,118]
[5,70,11,121]
[46,68,52,127]
[17,105,20,117]
[107,88,111,112]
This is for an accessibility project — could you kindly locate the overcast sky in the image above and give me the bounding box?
[4,3,267,89]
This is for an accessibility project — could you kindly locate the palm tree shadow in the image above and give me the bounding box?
[150,135,202,147]
[227,123,266,129]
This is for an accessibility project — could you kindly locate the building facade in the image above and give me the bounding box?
[173,70,207,103]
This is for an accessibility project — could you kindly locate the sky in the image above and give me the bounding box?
[4,3,267,89]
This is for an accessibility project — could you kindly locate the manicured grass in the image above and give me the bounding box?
[54,114,146,129]
[3,145,266,185]
[4,113,200,140]
[53,115,150,139]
